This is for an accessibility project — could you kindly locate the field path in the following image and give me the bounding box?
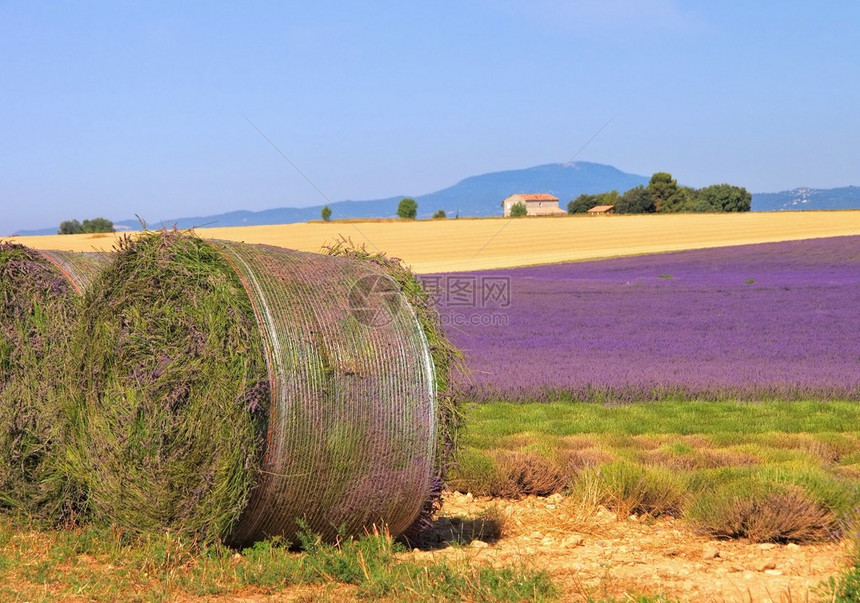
[8,211,860,273]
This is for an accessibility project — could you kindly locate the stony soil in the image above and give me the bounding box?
[405,491,851,602]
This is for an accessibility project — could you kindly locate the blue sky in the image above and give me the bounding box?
[2,1,859,234]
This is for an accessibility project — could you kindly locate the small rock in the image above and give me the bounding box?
[470,540,489,549]
[764,569,784,576]
[546,504,556,510]
[786,542,800,550]
[547,493,564,503]
[759,543,776,550]
[756,559,777,572]
[562,535,584,548]
[628,514,638,521]
[530,531,544,540]
[232,552,242,561]
[465,493,473,502]
[702,547,720,560]
[540,537,554,546]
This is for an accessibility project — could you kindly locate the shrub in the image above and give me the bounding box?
[509,202,527,217]
[685,477,839,542]
[489,451,567,498]
[448,450,566,498]
[574,460,686,517]
[448,448,497,495]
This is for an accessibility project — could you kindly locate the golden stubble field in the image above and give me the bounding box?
[8,210,860,273]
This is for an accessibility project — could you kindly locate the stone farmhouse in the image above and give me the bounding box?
[502,194,568,217]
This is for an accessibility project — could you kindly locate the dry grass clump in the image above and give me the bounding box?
[686,481,839,543]
[642,445,761,471]
[446,449,568,498]
[573,460,686,518]
[489,451,568,498]
[0,244,106,522]
[558,447,615,476]
[66,231,269,542]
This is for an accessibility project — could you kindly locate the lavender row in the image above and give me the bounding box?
[425,236,860,402]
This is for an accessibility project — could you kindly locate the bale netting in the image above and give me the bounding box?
[322,237,463,542]
[68,230,451,546]
[0,243,110,521]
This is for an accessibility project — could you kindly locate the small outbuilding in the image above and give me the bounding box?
[502,194,568,217]
[587,205,616,215]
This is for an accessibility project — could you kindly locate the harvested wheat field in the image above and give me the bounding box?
[8,210,860,273]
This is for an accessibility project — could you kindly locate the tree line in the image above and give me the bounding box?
[320,197,450,221]
[568,172,752,214]
[58,217,115,234]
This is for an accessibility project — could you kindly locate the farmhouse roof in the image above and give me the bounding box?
[587,205,615,213]
[516,193,559,202]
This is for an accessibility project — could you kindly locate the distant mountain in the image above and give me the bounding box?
[13,162,649,235]
[410,162,648,218]
[752,186,860,211]
[16,164,860,236]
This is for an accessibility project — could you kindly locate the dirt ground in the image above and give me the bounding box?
[216,491,851,602]
[401,491,851,602]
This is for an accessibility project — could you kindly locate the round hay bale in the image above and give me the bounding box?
[0,243,110,521]
[69,231,451,545]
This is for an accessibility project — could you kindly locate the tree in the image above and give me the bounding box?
[567,194,600,214]
[432,209,446,219]
[614,186,655,214]
[321,205,332,221]
[80,217,115,233]
[648,172,687,213]
[59,217,114,234]
[697,184,752,212]
[397,197,418,219]
[509,202,527,217]
[597,190,621,207]
[58,219,83,234]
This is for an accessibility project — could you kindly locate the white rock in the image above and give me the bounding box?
[764,569,784,576]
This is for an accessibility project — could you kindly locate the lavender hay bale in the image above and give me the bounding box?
[0,243,109,521]
[68,231,444,546]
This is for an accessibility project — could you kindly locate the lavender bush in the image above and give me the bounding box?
[431,236,860,402]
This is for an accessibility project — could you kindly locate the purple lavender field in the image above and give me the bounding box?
[428,236,860,402]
